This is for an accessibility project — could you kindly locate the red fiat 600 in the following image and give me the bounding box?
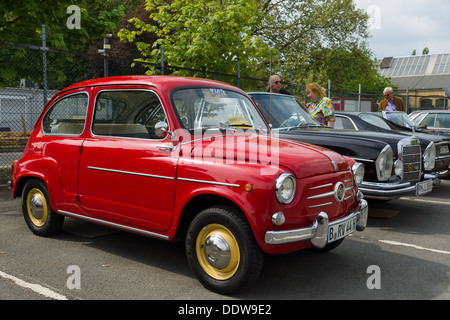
[11,76,368,294]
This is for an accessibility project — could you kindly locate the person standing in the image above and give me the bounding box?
[267,74,291,95]
[305,82,335,128]
[378,87,405,112]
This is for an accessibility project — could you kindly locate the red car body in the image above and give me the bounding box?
[11,76,367,293]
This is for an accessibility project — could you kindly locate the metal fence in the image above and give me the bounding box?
[0,40,447,185]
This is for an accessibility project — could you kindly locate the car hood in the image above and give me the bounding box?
[186,133,350,178]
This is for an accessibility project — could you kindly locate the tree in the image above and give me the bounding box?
[118,0,269,82]
[0,0,127,87]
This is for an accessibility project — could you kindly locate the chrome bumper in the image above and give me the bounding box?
[264,199,368,249]
[359,176,439,200]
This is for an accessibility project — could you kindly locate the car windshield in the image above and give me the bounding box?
[248,93,321,128]
[381,111,417,129]
[172,88,269,133]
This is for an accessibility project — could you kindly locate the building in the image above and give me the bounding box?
[379,53,450,111]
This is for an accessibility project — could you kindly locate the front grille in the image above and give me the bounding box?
[399,138,421,183]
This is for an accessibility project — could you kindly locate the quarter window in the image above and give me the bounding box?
[42,93,89,135]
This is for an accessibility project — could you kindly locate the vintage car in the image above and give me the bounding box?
[248,92,437,200]
[409,109,450,134]
[335,111,450,178]
[10,76,367,294]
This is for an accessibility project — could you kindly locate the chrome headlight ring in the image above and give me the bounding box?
[423,141,436,171]
[275,173,296,204]
[375,145,393,181]
[352,162,365,186]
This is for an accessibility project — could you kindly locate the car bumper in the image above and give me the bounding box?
[358,176,438,200]
[264,199,368,249]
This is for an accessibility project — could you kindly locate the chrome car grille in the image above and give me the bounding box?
[399,138,421,183]
[306,178,354,209]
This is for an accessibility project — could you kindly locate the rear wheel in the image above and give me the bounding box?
[22,179,64,236]
[185,206,263,294]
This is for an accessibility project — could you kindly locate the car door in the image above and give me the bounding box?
[77,87,177,232]
[39,89,91,214]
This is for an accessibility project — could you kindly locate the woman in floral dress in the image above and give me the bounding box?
[305,83,335,128]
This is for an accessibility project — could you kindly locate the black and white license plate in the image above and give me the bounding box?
[416,179,433,196]
[327,216,357,243]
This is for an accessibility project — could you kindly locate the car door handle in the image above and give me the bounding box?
[156,144,176,152]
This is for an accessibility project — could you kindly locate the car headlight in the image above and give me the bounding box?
[394,159,404,178]
[275,173,296,204]
[375,145,393,181]
[423,141,436,171]
[352,162,365,186]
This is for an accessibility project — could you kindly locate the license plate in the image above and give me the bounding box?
[440,145,449,154]
[327,216,357,243]
[416,179,433,196]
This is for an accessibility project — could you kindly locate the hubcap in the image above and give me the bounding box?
[196,224,240,280]
[26,188,48,227]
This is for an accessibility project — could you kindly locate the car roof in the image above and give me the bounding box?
[63,75,242,93]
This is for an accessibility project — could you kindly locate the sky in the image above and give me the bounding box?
[353,0,450,59]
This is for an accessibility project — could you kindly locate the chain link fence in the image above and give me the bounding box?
[1,41,448,185]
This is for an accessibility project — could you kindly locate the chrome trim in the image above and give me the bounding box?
[178,177,240,188]
[310,183,333,190]
[59,210,170,240]
[87,166,175,180]
[265,199,368,247]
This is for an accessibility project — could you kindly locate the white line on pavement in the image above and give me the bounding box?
[0,270,68,300]
[379,240,450,255]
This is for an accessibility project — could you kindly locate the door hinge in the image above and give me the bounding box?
[78,145,83,153]
[76,195,80,203]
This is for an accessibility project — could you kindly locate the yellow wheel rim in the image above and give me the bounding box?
[26,188,48,227]
[196,224,240,280]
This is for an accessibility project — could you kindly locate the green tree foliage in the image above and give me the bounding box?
[118,0,269,80]
[119,0,392,94]
[0,0,127,87]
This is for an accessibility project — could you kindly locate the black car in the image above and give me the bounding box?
[249,92,437,200]
[335,111,450,178]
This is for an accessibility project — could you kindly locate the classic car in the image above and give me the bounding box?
[248,92,436,201]
[335,111,450,178]
[409,109,450,133]
[10,76,367,294]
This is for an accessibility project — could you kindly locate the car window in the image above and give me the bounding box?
[421,113,436,127]
[42,93,89,135]
[334,116,356,129]
[360,113,391,129]
[92,90,167,139]
[435,113,450,128]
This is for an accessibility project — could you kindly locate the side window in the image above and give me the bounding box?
[334,117,355,130]
[42,93,89,135]
[92,90,166,139]
[436,113,450,128]
[421,114,436,127]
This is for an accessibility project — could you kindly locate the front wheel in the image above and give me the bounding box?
[22,179,64,236]
[185,206,263,294]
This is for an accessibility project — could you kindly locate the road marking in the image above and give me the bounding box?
[0,270,68,300]
[401,197,450,206]
[379,240,450,255]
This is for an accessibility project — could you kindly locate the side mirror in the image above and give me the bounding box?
[154,121,169,138]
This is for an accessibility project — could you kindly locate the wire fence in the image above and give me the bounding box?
[0,40,448,185]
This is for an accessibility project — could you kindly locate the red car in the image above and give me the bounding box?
[10,76,368,294]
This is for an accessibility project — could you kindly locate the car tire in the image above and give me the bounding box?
[185,205,264,294]
[22,179,64,237]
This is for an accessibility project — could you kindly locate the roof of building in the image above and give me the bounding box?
[379,53,450,91]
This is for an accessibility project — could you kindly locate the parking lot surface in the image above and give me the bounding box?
[1,180,449,301]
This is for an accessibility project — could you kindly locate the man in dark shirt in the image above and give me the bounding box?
[267,74,291,95]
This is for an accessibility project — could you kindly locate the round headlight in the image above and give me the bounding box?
[423,142,436,171]
[375,145,393,181]
[352,162,365,186]
[275,173,296,204]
